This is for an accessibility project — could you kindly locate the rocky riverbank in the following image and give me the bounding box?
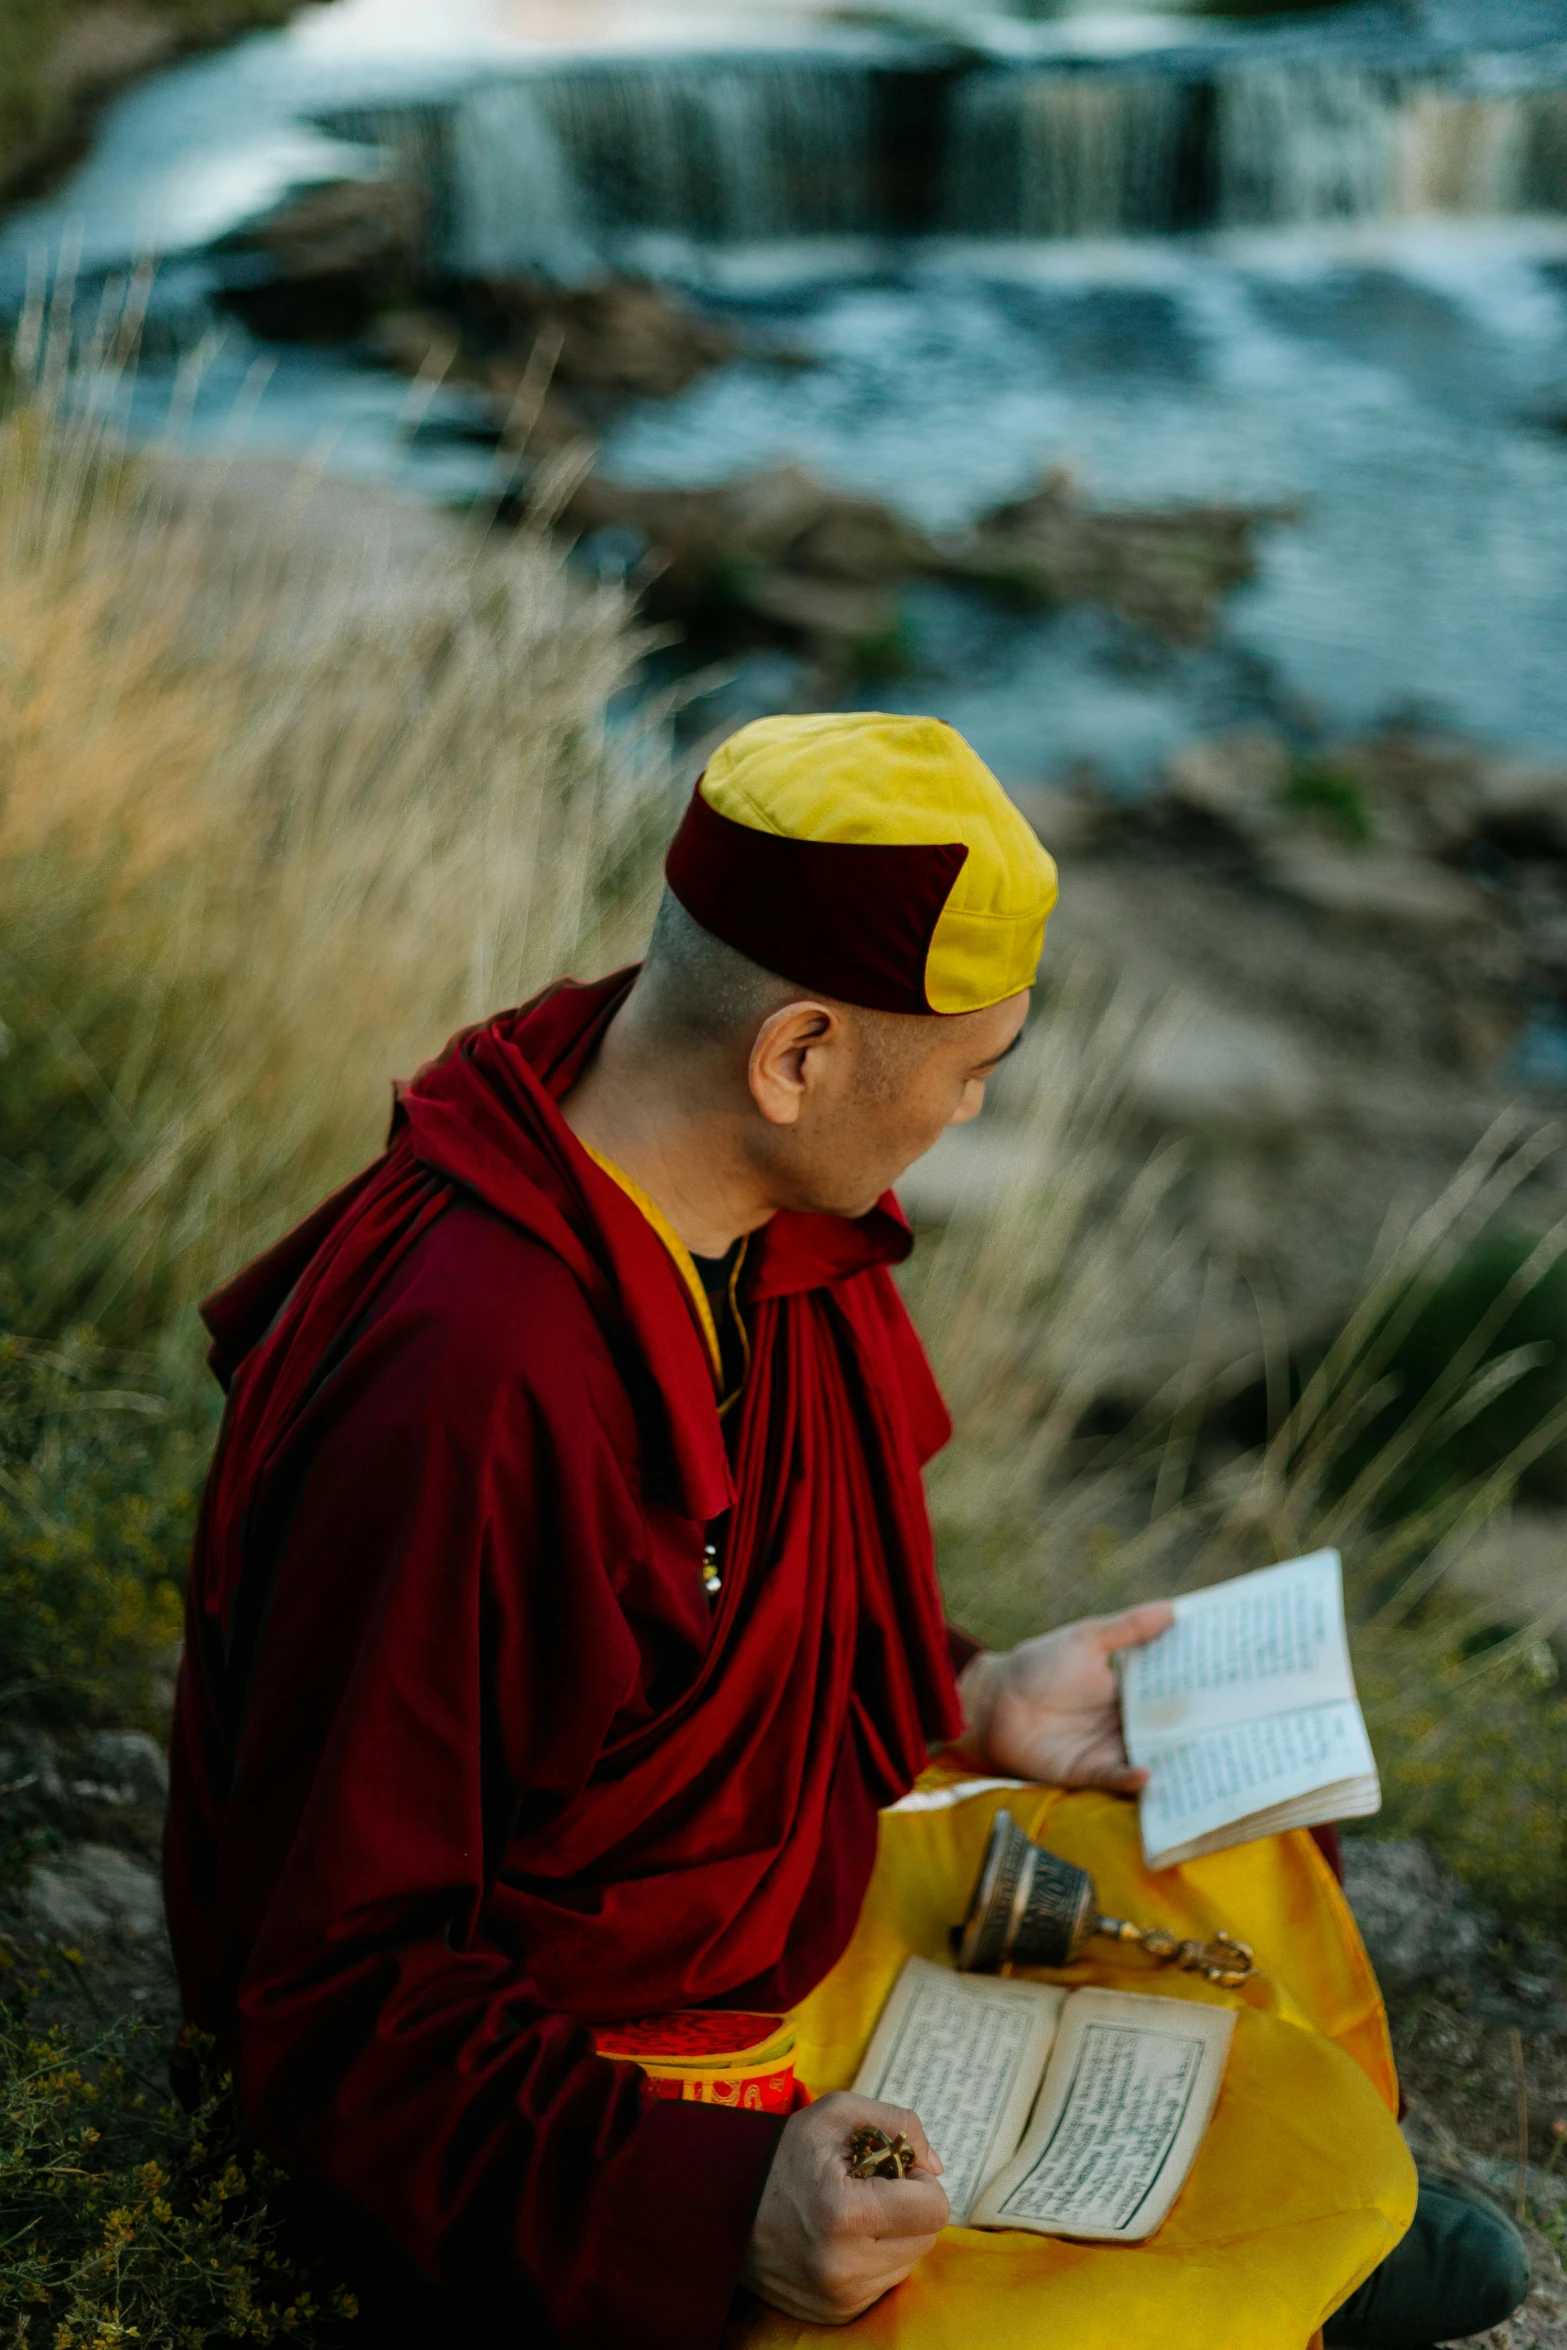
[0,1,307,201]
[205,172,1295,669]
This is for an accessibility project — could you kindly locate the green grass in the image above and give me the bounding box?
[0,2002,354,2350]
[1283,757,1375,845]
[0,1337,202,1736]
[1354,1225,1567,1507]
[1366,1633,1567,1931]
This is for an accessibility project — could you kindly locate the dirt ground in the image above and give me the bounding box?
[1395,1991,1567,2346]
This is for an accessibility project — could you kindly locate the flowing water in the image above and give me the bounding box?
[8,0,1567,778]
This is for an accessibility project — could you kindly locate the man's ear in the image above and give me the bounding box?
[749,1001,840,1128]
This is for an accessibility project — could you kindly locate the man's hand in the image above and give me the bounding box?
[955,1604,1174,1791]
[741,2091,949,2324]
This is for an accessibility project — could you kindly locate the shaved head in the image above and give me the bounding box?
[641,890,938,1103]
[561,892,1029,1248]
[639,890,798,1049]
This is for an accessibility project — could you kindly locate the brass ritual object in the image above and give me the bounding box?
[846,2126,917,2181]
[954,1808,1255,1989]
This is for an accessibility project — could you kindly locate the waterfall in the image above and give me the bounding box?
[1215,64,1399,225]
[449,82,598,279]
[944,72,1195,237]
[322,42,1567,283]
[442,59,885,276]
[1215,69,1567,225]
[1394,91,1530,212]
[941,60,1567,240]
[1530,90,1567,208]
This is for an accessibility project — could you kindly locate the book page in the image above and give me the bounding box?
[1148,1767,1385,1871]
[971,1990,1234,2242]
[852,1958,1065,2225]
[1138,1698,1379,1867]
[1122,1551,1352,1751]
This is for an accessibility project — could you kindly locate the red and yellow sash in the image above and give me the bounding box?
[593,2011,806,2115]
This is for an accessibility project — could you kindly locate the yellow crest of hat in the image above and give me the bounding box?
[700,711,1059,1014]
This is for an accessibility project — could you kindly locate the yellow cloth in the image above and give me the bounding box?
[700,713,1059,1015]
[736,1779,1415,2350]
[579,1139,723,1378]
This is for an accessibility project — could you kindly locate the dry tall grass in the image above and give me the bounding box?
[911,1018,1567,1924]
[0,371,671,1340]
[917,1070,1567,1642]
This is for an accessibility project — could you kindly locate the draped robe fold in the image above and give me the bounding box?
[163,971,968,2349]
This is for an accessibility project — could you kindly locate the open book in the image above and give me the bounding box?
[1121,1549,1381,1871]
[853,1957,1233,2241]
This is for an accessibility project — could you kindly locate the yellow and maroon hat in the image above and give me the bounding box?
[664,711,1058,1017]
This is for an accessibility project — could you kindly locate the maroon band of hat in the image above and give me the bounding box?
[664,782,969,1016]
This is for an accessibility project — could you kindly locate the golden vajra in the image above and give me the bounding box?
[846,2126,917,2181]
[1091,1916,1254,1986]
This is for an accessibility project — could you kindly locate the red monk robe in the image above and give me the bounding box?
[164,970,975,2348]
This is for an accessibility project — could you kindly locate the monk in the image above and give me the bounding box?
[164,713,1527,2350]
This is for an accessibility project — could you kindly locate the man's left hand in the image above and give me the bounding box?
[954,1604,1174,1792]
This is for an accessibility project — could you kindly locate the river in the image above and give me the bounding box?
[7,0,1567,780]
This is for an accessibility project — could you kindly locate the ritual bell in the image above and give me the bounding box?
[954,1807,1255,1987]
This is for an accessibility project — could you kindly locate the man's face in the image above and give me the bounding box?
[747,990,1030,1220]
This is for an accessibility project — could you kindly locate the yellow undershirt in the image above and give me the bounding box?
[579,1141,725,1384]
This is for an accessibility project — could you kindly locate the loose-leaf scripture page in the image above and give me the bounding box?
[852,1960,1064,2223]
[971,1988,1234,2242]
[853,1959,1233,2241]
[1120,1549,1381,1870]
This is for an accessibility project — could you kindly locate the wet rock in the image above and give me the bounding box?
[1266,842,1495,933]
[225,174,424,284]
[1131,1005,1323,1140]
[1319,731,1567,863]
[783,498,937,584]
[213,174,425,343]
[570,462,833,601]
[28,1844,164,1941]
[569,463,914,667]
[364,277,738,462]
[365,309,462,381]
[1342,1836,1491,1991]
[1163,729,1290,844]
[731,569,902,663]
[567,455,1291,661]
[1470,760,1567,858]
[1323,731,1493,855]
[1006,781,1109,857]
[1155,726,1567,865]
[462,274,737,402]
[946,468,1294,645]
